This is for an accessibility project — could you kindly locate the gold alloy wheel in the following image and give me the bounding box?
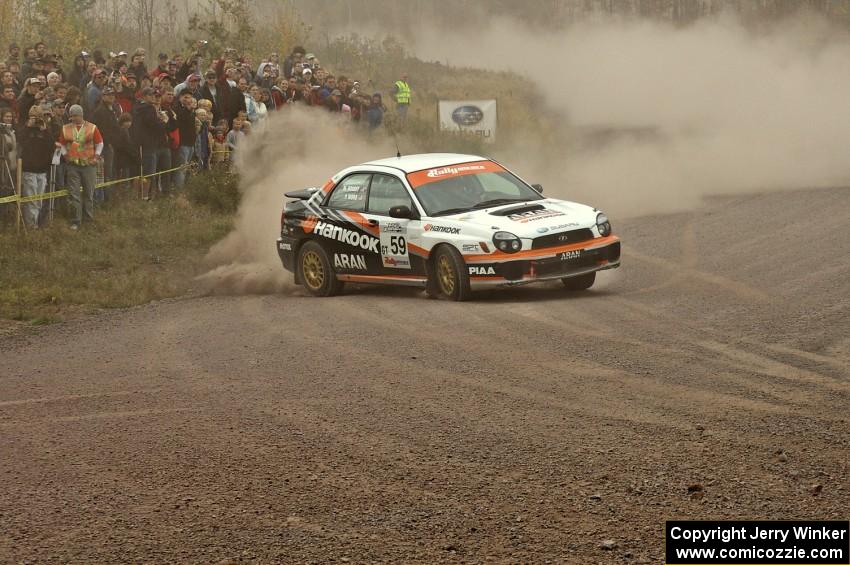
[436,255,456,295]
[302,250,324,290]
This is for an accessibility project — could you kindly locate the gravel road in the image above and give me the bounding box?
[1,187,848,564]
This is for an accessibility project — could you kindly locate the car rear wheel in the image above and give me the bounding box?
[298,241,344,297]
[432,245,472,301]
[562,271,596,291]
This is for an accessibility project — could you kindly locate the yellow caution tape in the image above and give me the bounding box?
[18,190,69,203]
[1,163,193,206]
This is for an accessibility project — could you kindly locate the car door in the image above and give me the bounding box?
[320,172,380,274]
[363,173,427,277]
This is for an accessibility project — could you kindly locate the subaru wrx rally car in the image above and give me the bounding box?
[277,153,620,301]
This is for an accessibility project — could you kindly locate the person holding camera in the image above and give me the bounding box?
[58,104,103,230]
[18,105,55,228]
[17,76,44,128]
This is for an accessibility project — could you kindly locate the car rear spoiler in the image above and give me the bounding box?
[284,187,320,200]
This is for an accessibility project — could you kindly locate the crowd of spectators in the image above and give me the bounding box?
[0,40,412,229]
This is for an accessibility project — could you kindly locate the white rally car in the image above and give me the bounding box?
[277,153,620,300]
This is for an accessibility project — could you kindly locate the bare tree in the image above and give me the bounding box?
[130,0,157,52]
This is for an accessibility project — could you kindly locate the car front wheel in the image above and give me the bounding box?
[432,245,472,301]
[298,241,344,297]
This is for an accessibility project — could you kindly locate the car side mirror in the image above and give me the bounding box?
[532,184,544,194]
[389,205,416,219]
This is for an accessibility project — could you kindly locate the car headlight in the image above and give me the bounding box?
[596,212,612,236]
[493,231,522,253]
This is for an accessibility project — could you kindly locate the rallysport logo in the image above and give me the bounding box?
[426,165,486,178]
[311,220,380,253]
[423,224,461,234]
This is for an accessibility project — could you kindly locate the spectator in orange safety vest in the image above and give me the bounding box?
[58,104,103,230]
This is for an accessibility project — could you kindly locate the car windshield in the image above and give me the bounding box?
[407,161,543,216]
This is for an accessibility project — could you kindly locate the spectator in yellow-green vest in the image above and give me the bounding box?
[392,73,410,125]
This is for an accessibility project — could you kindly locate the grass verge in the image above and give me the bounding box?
[0,172,235,324]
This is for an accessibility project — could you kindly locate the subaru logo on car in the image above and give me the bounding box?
[537,227,549,233]
[451,105,484,126]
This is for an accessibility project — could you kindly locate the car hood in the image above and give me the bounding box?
[443,199,599,237]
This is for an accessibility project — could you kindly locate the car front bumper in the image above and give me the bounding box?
[467,236,621,288]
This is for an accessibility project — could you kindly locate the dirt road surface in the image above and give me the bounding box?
[2,187,849,564]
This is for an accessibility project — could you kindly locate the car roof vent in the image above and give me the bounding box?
[489,203,545,216]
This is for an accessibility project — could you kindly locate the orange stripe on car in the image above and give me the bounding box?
[341,211,380,235]
[337,274,427,282]
[408,242,429,257]
[301,215,318,234]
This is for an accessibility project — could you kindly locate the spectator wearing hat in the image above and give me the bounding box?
[92,86,121,184]
[176,55,199,84]
[174,72,201,98]
[198,70,222,122]
[324,89,343,113]
[17,76,44,128]
[174,90,198,188]
[18,105,55,228]
[58,104,104,229]
[150,53,169,79]
[84,69,107,118]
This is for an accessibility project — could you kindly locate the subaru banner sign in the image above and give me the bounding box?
[438,100,497,143]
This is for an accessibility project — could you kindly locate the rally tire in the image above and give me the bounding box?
[432,245,472,301]
[562,271,596,291]
[298,241,344,297]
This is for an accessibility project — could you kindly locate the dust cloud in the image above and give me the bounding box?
[413,14,850,217]
[198,109,396,295]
